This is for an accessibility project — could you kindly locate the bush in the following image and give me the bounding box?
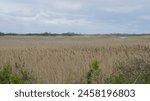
[105,54,150,84]
[86,57,150,84]
[0,64,32,84]
[86,60,101,84]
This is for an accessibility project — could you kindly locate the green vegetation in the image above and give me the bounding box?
[105,56,150,84]
[1,59,150,84]
[86,60,101,84]
[105,69,150,84]
[0,63,32,84]
[86,59,150,84]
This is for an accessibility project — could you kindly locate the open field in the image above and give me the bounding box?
[0,36,150,83]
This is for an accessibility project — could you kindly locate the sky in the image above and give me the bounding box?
[0,0,150,34]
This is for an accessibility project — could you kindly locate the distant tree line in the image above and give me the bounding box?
[0,32,150,36]
[0,32,83,36]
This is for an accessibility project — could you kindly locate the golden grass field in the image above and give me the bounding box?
[0,36,150,83]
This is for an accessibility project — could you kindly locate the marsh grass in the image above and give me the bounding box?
[0,36,150,83]
[86,58,150,84]
[105,53,150,84]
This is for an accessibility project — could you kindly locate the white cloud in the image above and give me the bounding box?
[99,5,144,13]
[138,15,150,21]
[52,1,82,11]
[0,1,37,17]
[95,0,147,13]
[40,18,90,26]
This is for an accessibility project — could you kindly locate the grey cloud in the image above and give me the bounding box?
[0,0,150,33]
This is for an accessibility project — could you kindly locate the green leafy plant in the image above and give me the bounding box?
[105,56,150,84]
[86,60,101,84]
[0,63,32,84]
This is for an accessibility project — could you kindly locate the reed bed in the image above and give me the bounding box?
[0,36,150,83]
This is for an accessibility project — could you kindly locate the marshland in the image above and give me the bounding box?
[0,35,150,83]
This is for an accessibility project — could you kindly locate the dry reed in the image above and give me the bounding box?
[0,36,150,83]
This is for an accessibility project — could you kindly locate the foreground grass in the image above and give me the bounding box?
[1,58,150,84]
[86,60,150,84]
[0,63,32,84]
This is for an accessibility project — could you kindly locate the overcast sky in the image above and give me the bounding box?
[0,0,150,34]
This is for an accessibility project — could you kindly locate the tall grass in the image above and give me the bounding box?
[0,36,150,83]
[105,51,150,84]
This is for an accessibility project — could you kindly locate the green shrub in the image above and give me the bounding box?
[86,58,150,84]
[104,73,131,84]
[105,55,150,84]
[105,70,150,84]
[0,64,32,84]
[86,60,101,84]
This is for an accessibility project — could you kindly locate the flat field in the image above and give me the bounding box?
[0,36,150,83]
